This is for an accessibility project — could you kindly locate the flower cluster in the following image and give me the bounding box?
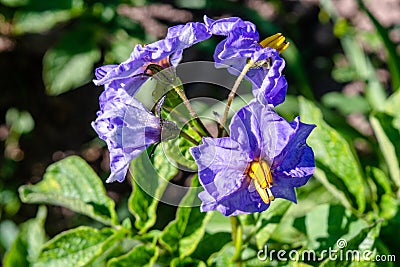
[190,16,315,216]
[92,22,210,183]
[92,15,315,215]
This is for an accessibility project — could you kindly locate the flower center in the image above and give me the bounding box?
[247,160,275,204]
[259,33,289,53]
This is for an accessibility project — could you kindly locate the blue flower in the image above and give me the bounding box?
[204,16,288,106]
[93,21,211,99]
[190,100,315,216]
[92,21,211,182]
[92,87,178,183]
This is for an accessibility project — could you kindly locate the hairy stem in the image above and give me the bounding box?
[173,86,212,137]
[179,130,199,146]
[218,62,253,137]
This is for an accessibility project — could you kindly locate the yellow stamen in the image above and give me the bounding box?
[259,33,290,53]
[253,178,271,204]
[247,160,274,204]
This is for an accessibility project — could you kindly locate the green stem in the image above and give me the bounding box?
[242,216,262,245]
[230,216,243,265]
[219,62,253,137]
[179,130,199,146]
[162,105,204,140]
[173,85,212,137]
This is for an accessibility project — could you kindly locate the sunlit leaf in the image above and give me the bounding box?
[359,0,400,91]
[321,92,370,115]
[3,206,47,267]
[0,220,19,251]
[191,232,232,262]
[370,115,400,189]
[33,226,120,267]
[0,0,28,7]
[19,156,118,226]
[340,36,386,110]
[106,245,158,267]
[319,220,382,266]
[304,204,368,251]
[299,97,366,212]
[170,257,207,267]
[384,91,400,131]
[159,177,212,258]
[14,11,74,34]
[43,23,101,95]
[255,199,292,249]
[129,147,178,233]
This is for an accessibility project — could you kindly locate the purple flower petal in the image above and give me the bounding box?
[191,137,248,201]
[272,117,315,187]
[191,101,315,216]
[229,100,294,161]
[205,16,287,106]
[93,21,211,95]
[204,16,258,38]
[199,184,269,216]
[92,89,161,183]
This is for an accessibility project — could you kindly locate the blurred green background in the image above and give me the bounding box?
[1,0,399,265]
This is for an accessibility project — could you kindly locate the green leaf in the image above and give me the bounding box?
[0,220,19,251]
[274,95,300,122]
[14,10,75,34]
[299,97,366,212]
[170,257,207,267]
[5,108,35,135]
[304,204,368,251]
[255,199,292,249]
[370,115,400,189]
[321,92,370,115]
[283,41,315,100]
[207,243,256,267]
[332,65,357,83]
[206,244,235,267]
[152,74,184,113]
[129,147,178,233]
[384,91,400,117]
[106,245,158,267]
[313,168,354,211]
[12,0,84,33]
[33,226,121,267]
[159,177,212,258]
[321,1,387,111]
[191,232,232,262]
[43,23,101,95]
[384,91,400,131]
[359,0,400,91]
[105,30,142,63]
[204,211,230,234]
[319,220,382,266]
[340,35,386,110]
[161,129,198,171]
[367,167,393,195]
[20,0,82,11]
[19,156,118,226]
[379,194,399,220]
[0,0,28,7]
[3,206,47,267]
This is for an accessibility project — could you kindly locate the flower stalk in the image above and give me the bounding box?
[167,81,212,137]
[218,62,253,137]
[230,216,243,265]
